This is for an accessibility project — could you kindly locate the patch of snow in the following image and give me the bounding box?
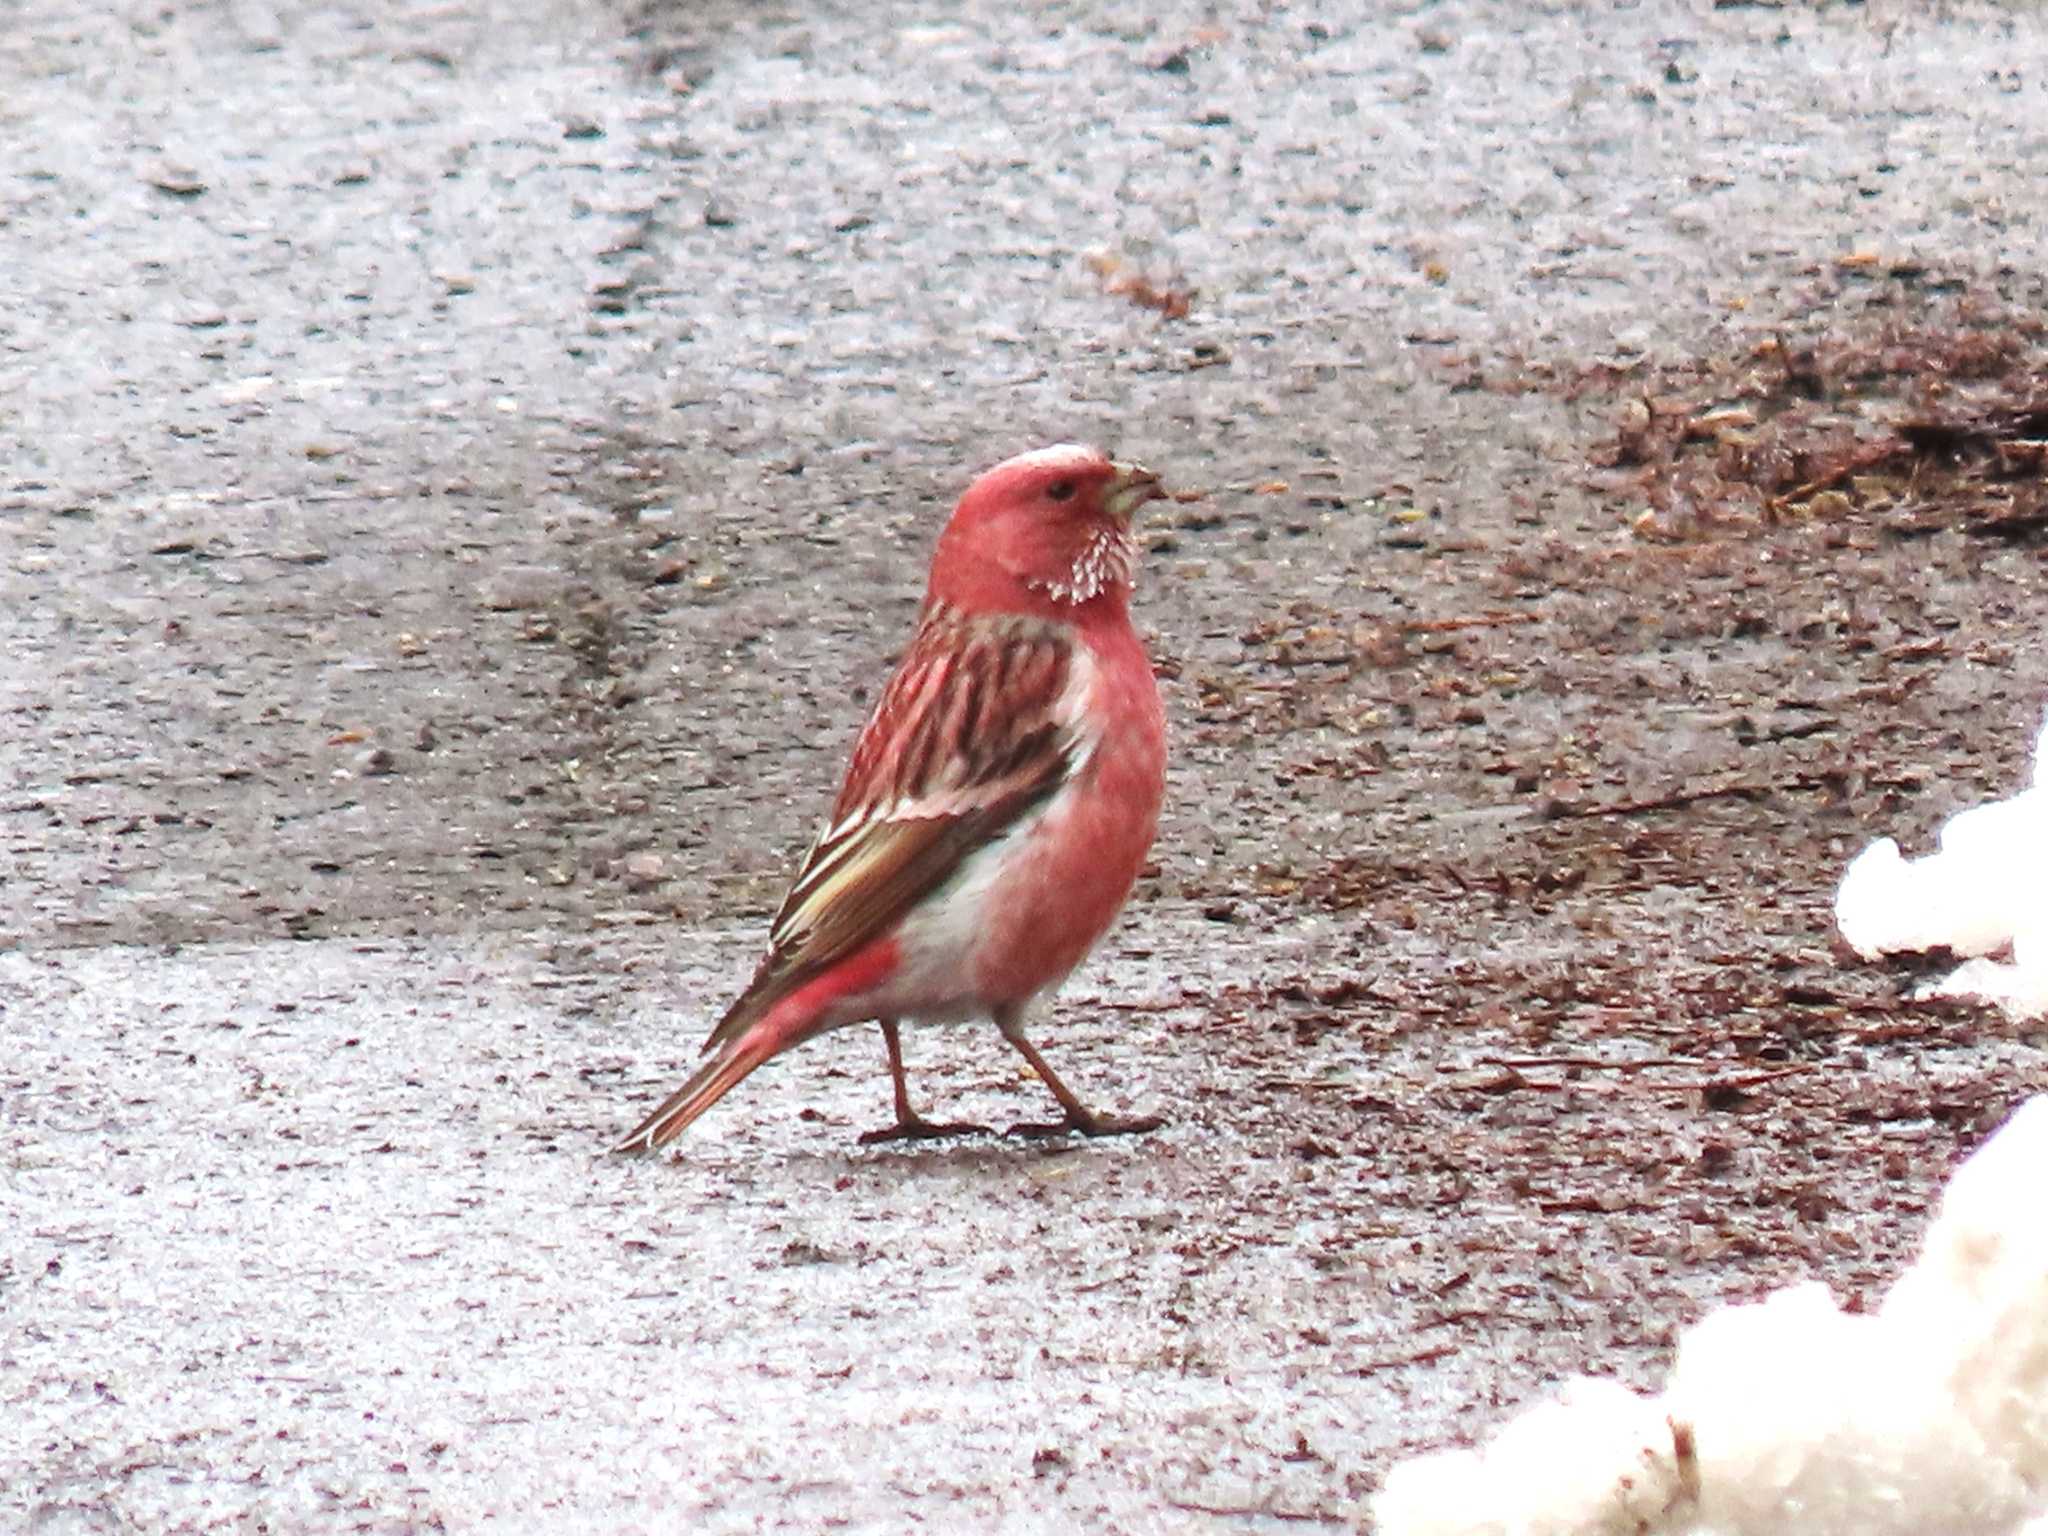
[1374,1095,2048,1536]
[1834,714,2048,1020]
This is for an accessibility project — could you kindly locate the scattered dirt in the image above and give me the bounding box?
[1576,281,2048,543]
[1143,267,2048,1439]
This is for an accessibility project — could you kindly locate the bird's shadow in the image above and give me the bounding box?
[593,1116,1154,1185]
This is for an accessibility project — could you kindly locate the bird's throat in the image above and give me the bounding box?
[1030,527,1137,608]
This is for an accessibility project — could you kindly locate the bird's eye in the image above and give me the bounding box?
[1046,480,1077,502]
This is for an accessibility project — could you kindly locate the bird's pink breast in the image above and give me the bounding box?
[972,621,1166,1005]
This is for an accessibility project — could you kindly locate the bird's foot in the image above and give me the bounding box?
[1007,1110,1164,1140]
[858,1115,993,1145]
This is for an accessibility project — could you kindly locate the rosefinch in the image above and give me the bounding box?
[614,444,1169,1152]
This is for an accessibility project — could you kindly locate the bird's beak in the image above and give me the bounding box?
[1103,461,1165,526]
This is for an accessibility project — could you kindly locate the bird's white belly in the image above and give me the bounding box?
[835,788,1075,1028]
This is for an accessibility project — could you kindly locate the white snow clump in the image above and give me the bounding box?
[1373,1093,2048,1536]
[1834,712,2048,1019]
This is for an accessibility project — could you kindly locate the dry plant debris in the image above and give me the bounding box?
[1575,297,2048,543]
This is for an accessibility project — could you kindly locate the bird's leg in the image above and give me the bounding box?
[857,1019,992,1143]
[994,1006,1163,1139]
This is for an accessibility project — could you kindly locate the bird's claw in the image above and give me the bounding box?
[1006,1111,1164,1140]
[858,1117,993,1145]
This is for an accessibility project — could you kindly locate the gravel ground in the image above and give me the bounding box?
[5,1,2047,1531]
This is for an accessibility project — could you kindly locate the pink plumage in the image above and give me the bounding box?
[613,444,1170,1152]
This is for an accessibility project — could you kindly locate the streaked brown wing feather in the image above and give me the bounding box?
[702,608,1080,1052]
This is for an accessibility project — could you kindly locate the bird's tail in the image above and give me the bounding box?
[611,996,795,1154]
[611,937,890,1153]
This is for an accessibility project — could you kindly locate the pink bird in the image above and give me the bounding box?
[614,444,1169,1152]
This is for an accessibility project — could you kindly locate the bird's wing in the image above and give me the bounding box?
[703,608,1086,1052]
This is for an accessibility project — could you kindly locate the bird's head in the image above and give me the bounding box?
[927,444,1165,618]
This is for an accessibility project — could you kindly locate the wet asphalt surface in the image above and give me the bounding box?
[6,1,2048,1531]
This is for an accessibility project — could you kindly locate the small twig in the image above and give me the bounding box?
[1255,1078,1352,1093]
[1657,1065,1815,1093]
[1741,719,1835,744]
[1261,651,1358,669]
[1766,439,1901,512]
[1542,779,1766,820]
[1402,611,1543,634]
[1476,1054,1705,1074]
[1355,1342,1459,1375]
[1466,1059,1815,1096]
[1163,1498,1350,1526]
[1672,1417,1703,1505]
[1417,1308,1491,1333]
[1086,251,1193,320]
[1462,1068,1567,1094]
[1827,1021,1957,1045]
